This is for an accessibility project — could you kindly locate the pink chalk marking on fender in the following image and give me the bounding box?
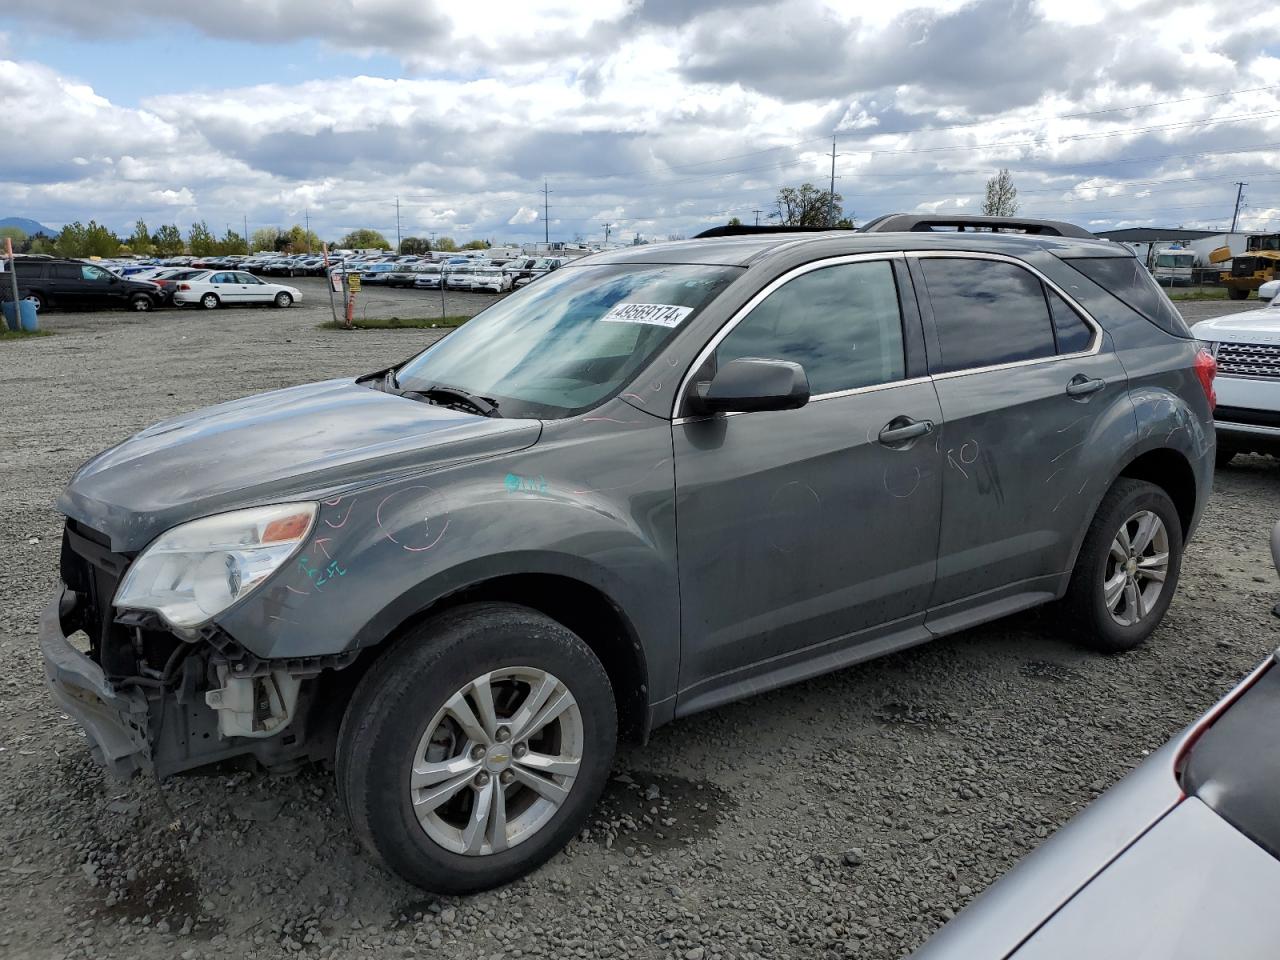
[620,392,647,404]
[285,584,309,596]
[324,500,355,528]
[398,519,450,552]
[582,417,638,425]
[322,496,345,506]
[313,538,334,560]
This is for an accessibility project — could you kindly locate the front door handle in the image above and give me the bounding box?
[1065,374,1106,397]
[878,417,934,446]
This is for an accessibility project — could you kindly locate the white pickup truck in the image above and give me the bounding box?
[1192,278,1280,466]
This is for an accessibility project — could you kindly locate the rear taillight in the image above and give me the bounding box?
[1194,346,1217,412]
[178,283,190,291]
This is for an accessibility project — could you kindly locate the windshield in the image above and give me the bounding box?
[395,262,741,418]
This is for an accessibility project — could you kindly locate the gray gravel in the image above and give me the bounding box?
[2,294,1278,960]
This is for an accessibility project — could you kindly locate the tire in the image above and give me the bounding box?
[24,292,45,312]
[1228,286,1250,300]
[337,602,617,893]
[200,293,220,310]
[274,292,293,308]
[130,295,152,312]
[1062,478,1184,653]
[1216,448,1237,469]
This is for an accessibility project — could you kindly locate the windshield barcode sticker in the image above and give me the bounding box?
[600,302,695,328]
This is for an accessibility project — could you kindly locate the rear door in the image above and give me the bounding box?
[673,255,944,711]
[912,253,1130,629]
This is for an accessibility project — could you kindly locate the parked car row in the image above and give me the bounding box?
[0,256,302,312]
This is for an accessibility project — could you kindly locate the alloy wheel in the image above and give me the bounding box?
[1103,509,1169,627]
[410,667,583,856]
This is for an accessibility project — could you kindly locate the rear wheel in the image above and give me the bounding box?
[130,295,152,312]
[200,293,220,310]
[274,292,293,308]
[1228,286,1250,300]
[337,603,617,893]
[1062,478,1183,652]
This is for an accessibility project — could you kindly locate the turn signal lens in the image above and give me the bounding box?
[262,512,313,543]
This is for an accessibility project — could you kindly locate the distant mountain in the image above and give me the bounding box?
[0,217,55,237]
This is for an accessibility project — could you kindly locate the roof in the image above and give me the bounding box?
[576,229,1125,268]
[1093,227,1231,242]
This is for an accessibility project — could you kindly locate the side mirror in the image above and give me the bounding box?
[689,358,810,416]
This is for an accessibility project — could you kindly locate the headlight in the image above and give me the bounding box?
[114,503,317,629]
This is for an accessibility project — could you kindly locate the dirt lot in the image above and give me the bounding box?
[1,294,1276,960]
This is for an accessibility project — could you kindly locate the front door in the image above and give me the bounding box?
[233,272,268,302]
[673,256,943,713]
[911,253,1131,629]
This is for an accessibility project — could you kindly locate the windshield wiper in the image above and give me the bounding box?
[403,383,501,418]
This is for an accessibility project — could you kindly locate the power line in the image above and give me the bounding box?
[1231,181,1248,233]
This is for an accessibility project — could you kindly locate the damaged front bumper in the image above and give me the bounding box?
[41,584,347,780]
[41,586,154,779]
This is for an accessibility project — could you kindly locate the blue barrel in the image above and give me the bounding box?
[3,299,38,332]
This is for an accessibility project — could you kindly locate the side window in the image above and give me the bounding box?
[1063,256,1191,338]
[54,264,80,280]
[1045,288,1093,354]
[714,260,906,396]
[920,258,1056,373]
[80,265,111,281]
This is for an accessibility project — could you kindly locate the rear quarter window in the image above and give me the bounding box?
[1062,255,1191,338]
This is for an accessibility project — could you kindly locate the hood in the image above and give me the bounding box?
[1192,307,1280,344]
[60,378,542,552]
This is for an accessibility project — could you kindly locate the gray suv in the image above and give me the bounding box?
[41,216,1216,893]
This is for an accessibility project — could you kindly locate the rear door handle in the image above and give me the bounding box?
[1065,374,1106,397]
[878,417,934,446]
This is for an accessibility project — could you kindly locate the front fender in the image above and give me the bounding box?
[215,400,680,700]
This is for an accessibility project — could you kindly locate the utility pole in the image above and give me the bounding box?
[395,196,402,254]
[243,214,249,252]
[753,209,763,226]
[601,222,613,247]
[1230,182,1247,234]
[827,137,837,227]
[304,209,311,252]
[542,180,552,247]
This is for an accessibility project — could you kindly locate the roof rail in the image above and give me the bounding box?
[859,213,1095,239]
[692,224,848,239]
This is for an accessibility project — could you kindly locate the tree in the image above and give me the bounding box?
[56,222,87,258]
[284,224,320,253]
[128,219,152,255]
[0,226,27,252]
[774,182,846,227]
[251,227,284,252]
[401,236,431,255]
[432,236,458,253]
[982,168,1019,217]
[28,234,56,255]
[462,239,488,250]
[727,216,742,227]
[188,221,217,256]
[217,229,248,255]
[151,224,185,256]
[339,228,391,250]
[83,221,121,257]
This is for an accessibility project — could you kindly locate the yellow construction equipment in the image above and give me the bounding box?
[1221,234,1280,300]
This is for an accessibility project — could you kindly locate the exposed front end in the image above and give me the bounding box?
[46,517,350,779]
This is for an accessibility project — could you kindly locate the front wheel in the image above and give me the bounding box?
[1061,478,1183,652]
[337,603,617,893]
[130,295,152,312]
[274,292,293,308]
[24,292,45,312]
[200,293,220,310]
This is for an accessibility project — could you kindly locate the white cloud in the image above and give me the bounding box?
[0,0,1278,242]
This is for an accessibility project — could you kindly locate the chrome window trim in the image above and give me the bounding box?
[909,250,1103,380]
[671,252,907,420]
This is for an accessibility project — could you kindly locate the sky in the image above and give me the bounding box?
[0,0,1278,246]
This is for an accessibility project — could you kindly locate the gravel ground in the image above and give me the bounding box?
[1,294,1277,960]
